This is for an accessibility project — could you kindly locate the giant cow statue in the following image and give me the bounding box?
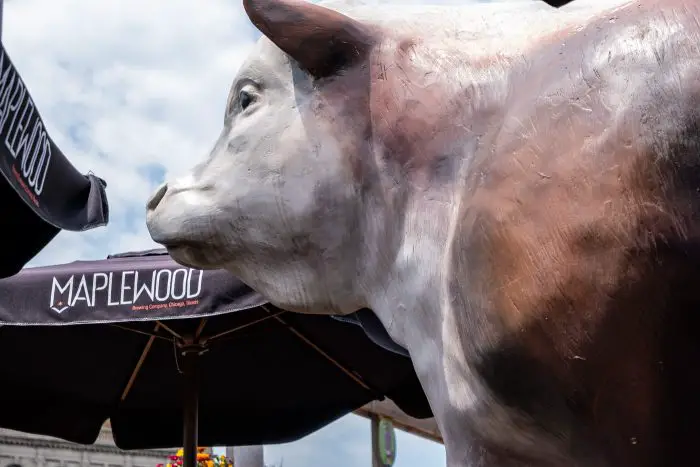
[146,0,700,465]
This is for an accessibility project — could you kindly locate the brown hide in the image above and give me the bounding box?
[444,1,700,465]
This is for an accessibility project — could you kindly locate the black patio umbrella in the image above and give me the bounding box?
[0,41,109,278]
[0,249,431,467]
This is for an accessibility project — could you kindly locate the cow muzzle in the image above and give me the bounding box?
[146,182,185,248]
[146,182,169,212]
[146,181,218,254]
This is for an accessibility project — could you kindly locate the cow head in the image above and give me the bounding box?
[146,0,396,314]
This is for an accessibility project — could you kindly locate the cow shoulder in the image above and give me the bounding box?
[446,2,700,465]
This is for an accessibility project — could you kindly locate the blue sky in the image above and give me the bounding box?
[1,0,462,465]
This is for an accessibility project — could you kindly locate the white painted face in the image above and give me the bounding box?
[146,32,372,314]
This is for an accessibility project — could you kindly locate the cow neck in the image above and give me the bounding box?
[361,46,514,353]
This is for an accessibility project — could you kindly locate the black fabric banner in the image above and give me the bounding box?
[0,41,109,277]
[0,249,266,325]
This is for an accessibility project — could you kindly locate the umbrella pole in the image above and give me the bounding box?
[182,343,201,467]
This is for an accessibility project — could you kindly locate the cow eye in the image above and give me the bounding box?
[239,90,253,110]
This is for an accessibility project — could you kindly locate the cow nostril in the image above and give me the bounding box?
[147,182,168,211]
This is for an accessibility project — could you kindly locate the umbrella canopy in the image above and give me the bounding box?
[0,41,109,277]
[0,249,431,454]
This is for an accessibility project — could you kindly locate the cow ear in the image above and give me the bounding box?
[243,0,377,79]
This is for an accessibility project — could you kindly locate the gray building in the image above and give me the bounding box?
[0,423,171,467]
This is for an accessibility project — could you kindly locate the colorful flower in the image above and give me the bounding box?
[160,447,234,467]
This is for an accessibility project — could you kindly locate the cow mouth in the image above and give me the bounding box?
[158,240,196,250]
[158,241,224,270]
[150,234,206,251]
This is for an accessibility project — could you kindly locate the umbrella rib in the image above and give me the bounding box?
[205,310,287,343]
[264,306,373,393]
[195,317,208,339]
[156,320,183,340]
[120,323,161,402]
[109,323,172,342]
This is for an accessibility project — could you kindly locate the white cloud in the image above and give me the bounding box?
[3,0,450,464]
[6,0,257,264]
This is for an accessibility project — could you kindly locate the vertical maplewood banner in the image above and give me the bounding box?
[0,41,109,276]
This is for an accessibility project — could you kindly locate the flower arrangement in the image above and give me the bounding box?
[157,447,234,467]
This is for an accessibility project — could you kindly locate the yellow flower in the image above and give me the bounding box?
[176,449,184,457]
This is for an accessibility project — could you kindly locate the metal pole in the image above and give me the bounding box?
[371,415,381,467]
[182,344,201,467]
